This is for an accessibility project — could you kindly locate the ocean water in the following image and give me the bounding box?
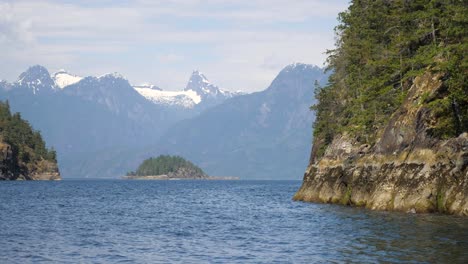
[0,180,467,263]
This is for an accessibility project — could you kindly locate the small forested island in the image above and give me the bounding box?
[0,101,60,180]
[125,155,237,180]
[294,1,467,215]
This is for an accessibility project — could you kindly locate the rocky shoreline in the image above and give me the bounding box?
[293,136,468,215]
[294,73,468,216]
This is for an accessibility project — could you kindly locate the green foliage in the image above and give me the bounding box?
[0,100,57,175]
[312,0,468,158]
[128,155,206,176]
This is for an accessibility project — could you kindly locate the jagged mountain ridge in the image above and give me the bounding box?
[0,65,245,178]
[0,66,176,177]
[0,63,325,179]
[10,65,240,110]
[156,63,328,180]
[17,65,56,94]
[134,70,242,109]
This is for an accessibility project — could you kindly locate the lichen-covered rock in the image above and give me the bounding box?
[294,72,468,216]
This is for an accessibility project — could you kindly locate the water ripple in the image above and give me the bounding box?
[1,180,467,263]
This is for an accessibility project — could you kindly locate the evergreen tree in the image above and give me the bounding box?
[0,100,58,176]
[128,155,206,177]
[313,0,467,158]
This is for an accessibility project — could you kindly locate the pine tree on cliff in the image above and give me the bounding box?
[313,0,467,158]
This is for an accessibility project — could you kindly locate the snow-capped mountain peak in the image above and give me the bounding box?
[189,70,210,84]
[282,62,322,73]
[133,69,241,110]
[134,70,227,109]
[17,65,56,94]
[52,69,83,88]
[99,72,126,80]
[185,70,220,95]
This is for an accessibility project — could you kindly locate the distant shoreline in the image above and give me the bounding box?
[122,175,239,180]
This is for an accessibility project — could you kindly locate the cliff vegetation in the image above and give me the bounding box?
[0,101,60,180]
[312,0,466,159]
[295,0,467,215]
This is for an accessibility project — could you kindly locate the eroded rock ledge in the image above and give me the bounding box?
[294,135,468,215]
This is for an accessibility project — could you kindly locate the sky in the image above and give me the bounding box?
[0,0,348,92]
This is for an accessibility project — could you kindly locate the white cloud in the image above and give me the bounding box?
[0,0,348,91]
[158,53,185,63]
[0,3,34,45]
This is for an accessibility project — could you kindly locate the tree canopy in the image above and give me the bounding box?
[313,0,467,158]
[0,101,57,176]
[128,155,206,176]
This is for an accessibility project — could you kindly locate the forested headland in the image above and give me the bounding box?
[0,101,60,180]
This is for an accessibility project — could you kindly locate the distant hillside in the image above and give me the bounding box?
[0,101,60,180]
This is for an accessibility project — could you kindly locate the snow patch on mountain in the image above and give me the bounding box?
[52,70,83,88]
[134,70,245,108]
[135,87,201,108]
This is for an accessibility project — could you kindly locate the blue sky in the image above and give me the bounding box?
[0,0,348,92]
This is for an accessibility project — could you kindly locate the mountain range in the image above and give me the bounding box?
[156,63,328,179]
[0,63,327,179]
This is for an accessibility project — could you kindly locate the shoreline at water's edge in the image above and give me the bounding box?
[293,145,468,216]
[122,175,240,180]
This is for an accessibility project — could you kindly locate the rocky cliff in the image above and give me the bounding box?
[294,72,468,215]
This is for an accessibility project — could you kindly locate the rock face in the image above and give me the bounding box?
[294,72,468,216]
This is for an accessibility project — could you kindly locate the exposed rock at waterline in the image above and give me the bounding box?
[294,72,468,216]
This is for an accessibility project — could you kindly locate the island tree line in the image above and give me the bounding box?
[127,155,206,176]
